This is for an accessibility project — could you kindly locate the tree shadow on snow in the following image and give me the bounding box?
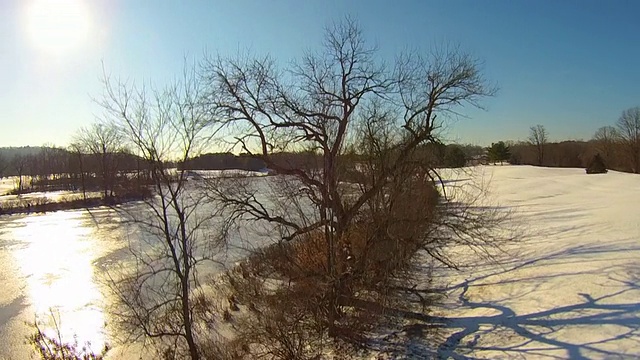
[370,242,640,359]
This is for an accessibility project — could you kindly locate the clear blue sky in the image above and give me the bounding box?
[1,0,639,147]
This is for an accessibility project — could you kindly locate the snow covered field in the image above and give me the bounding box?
[386,165,640,359]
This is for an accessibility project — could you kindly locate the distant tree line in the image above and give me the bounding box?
[179,152,329,172]
[181,153,265,171]
[0,145,154,199]
[505,107,640,174]
[408,143,485,168]
[182,145,490,174]
[3,107,635,199]
[0,144,336,196]
[509,139,628,172]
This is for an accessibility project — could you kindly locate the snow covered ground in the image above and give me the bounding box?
[380,165,640,359]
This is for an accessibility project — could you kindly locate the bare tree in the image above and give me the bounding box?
[592,125,619,164]
[74,122,123,199]
[68,142,88,201]
[616,107,640,173]
[11,154,30,193]
[528,124,548,166]
[201,18,497,354]
[97,65,224,359]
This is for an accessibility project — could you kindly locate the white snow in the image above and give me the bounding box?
[401,165,640,359]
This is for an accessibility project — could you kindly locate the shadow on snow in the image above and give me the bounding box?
[368,241,640,359]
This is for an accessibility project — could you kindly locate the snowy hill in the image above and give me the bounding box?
[418,165,640,359]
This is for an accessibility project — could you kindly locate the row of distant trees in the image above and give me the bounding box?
[511,108,639,173]
[370,106,639,171]
[481,108,640,173]
[0,144,335,197]
[3,104,637,196]
[0,142,152,198]
[591,107,640,173]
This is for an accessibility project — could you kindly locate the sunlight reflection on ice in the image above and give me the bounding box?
[13,211,106,350]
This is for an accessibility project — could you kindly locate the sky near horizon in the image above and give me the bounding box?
[1,0,639,148]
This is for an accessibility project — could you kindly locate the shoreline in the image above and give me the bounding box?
[0,195,148,216]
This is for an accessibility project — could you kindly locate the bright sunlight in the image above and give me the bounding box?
[13,211,106,351]
[25,0,92,55]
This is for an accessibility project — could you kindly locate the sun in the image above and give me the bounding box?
[25,0,92,55]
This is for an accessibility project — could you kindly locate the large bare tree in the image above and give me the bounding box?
[97,65,224,359]
[201,18,497,353]
[528,124,548,166]
[616,107,640,173]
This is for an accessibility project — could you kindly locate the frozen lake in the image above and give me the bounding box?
[0,207,130,359]
[0,177,274,359]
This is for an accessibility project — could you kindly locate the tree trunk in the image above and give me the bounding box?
[78,153,87,202]
[177,206,199,360]
[102,149,108,200]
[181,278,199,360]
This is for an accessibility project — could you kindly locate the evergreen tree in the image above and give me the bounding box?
[586,153,608,174]
[444,145,467,168]
[487,141,511,164]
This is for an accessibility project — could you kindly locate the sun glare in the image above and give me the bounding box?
[14,211,106,350]
[25,0,92,55]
